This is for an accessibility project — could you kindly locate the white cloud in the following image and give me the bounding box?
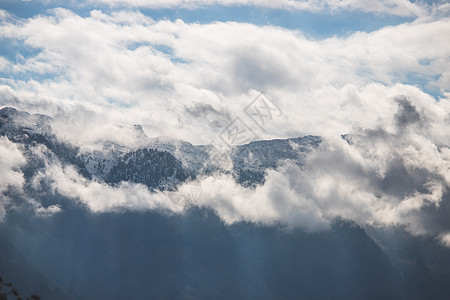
[192,115,450,236]
[1,7,450,243]
[440,232,450,247]
[0,9,448,146]
[0,56,9,72]
[87,0,428,17]
[0,136,26,192]
[31,161,181,213]
[195,170,331,231]
[0,136,26,220]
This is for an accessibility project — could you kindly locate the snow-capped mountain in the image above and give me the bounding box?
[0,107,320,190]
[0,107,91,179]
[0,107,53,138]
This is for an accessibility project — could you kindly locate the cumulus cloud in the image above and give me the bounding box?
[0,9,448,146]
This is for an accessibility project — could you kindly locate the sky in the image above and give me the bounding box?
[1,0,450,244]
[0,0,448,145]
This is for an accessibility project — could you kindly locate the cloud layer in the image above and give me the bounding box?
[194,96,450,234]
[14,94,449,244]
[1,5,450,244]
[0,8,449,146]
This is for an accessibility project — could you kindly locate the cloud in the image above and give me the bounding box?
[0,137,25,192]
[195,170,331,231]
[86,0,428,17]
[2,92,450,243]
[440,232,450,247]
[1,6,450,244]
[0,136,26,220]
[394,96,423,129]
[176,97,450,239]
[0,9,448,146]
[31,160,181,213]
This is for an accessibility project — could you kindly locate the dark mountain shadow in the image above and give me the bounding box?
[0,231,74,300]
[366,226,450,300]
[2,206,408,300]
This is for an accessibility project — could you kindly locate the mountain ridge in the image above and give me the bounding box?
[0,106,321,189]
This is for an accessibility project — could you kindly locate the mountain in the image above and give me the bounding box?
[105,148,190,190]
[0,107,91,180]
[1,107,450,300]
[2,206,409,300]
[0,229,74,300]
[0,107,321,190]
[366,226,450,300]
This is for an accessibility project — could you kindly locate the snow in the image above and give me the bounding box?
[0,107,321,187]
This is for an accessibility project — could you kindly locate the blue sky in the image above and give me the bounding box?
[0,0,416,38]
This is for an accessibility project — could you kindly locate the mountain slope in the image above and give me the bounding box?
[3,207,409,300]
[0,230,74,300]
